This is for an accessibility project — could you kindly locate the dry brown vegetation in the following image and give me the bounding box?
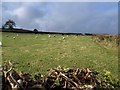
[1,62,120,90]
[92,34,120,48]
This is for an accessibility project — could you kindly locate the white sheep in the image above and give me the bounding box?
[13,37,16,39]
[48,34,51,38]
[63,36,65,40]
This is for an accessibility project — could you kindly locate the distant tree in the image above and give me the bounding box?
[34,29,38,34]
[3,19,16,30]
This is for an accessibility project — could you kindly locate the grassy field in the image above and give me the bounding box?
[2,32,118,79]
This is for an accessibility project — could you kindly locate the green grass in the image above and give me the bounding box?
[2,32,118,79]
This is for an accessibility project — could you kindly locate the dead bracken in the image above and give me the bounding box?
[1,62,119,90]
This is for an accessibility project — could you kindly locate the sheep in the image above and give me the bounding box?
[62,36,65,40]
[13,37,16,39]
[48,34,51,38]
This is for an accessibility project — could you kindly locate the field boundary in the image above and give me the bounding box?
[1,28,115,36]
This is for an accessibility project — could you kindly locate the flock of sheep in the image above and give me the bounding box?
[5,34,67,40]
[1,33,80,48]
[47,34,66,40]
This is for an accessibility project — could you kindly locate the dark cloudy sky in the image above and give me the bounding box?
[2,2,118,34]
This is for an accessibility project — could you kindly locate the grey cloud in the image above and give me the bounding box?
[2,2,118,34]
[39,2,117,34]
[2,2,50,29]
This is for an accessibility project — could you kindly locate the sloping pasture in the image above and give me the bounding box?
[2,32,118,79]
